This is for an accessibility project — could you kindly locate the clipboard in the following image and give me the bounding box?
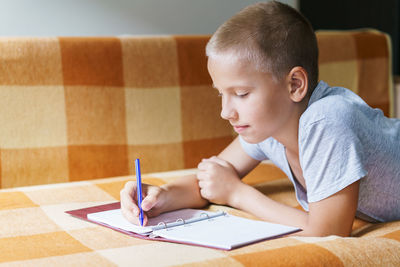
[66,202,301,250]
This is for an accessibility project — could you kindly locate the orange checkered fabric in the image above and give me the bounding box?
[317,29,393,116]
[0,36,234,188]
[1,30,398,266]
[0,30,393,188]
[1,164,399,266]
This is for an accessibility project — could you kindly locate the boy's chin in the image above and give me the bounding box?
[240,134,268,144]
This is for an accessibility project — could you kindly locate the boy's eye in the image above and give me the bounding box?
[236,92,248,97]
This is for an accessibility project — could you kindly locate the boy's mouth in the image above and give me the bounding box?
[233,125,249,133]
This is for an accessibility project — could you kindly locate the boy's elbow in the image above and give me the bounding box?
[294,225,352,237]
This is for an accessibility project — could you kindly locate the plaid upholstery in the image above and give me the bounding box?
[1,165,399,266]
[0,30,392,188]
[0,30,398,265]
[317,29,393,117]
[0,36,234,188]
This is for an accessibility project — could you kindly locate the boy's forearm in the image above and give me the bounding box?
[160,175,209,213]
[230,182,357,237]
[156,174,311,233]
[230,183,308,229]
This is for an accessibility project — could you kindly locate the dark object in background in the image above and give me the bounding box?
[300,0,400,75]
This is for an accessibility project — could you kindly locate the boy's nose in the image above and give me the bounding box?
[220,101,237,121]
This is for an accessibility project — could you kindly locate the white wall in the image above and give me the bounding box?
[0,0,298,36]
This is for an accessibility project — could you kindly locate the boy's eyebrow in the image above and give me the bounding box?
[212,84,254,91]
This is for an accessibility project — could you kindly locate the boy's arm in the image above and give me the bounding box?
[196,137,261,205]
[159,137,260,212]
[200,136,360,236]
[306,180,359,236]
[159,174,209,212]
[121,137,260,224]
[217,137,261,178]
[230,178,359,236]
[121,175,208,225]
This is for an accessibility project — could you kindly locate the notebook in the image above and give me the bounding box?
[66,202,301,250]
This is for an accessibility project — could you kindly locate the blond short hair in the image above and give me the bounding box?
[206,1,319,92]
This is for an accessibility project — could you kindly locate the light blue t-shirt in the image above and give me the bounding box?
[239,81,400,222]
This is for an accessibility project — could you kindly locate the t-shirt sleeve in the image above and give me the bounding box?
[300,118,368,203]
[239,136,269,161]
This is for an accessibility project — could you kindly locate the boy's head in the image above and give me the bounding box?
[206,1,319,93]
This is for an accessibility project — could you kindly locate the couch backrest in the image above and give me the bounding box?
[0,36,235,188]
[317,29,392,116]
[0,30,392,188]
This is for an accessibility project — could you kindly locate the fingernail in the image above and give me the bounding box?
[141,202,148,211]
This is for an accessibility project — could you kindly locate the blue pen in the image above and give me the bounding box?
[135,159,144,226]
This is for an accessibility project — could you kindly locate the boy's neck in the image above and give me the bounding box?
[273,97,309,155]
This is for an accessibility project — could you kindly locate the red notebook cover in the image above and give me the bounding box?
[66,202,299,250]
[66,202,234,250]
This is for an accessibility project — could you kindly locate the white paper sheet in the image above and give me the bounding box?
[87,208,300,249]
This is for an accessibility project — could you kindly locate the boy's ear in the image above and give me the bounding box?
[287,66,308,102]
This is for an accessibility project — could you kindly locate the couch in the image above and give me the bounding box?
[1,30,399,266]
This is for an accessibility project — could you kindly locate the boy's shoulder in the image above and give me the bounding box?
[300,81,367,129]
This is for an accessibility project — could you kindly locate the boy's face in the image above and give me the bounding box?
[207,56,294,144]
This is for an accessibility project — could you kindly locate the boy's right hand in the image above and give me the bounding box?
[120,181,166,226]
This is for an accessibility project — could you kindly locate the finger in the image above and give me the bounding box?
[121,206,149,226]
[120,189,139,216]
[196,170,209,181]
[206,156,229,167]
[141,193,157,211]
[121,205,134,223]
[120,181,143,216]
[120,182,153,226]
[121,203,139,224]
[123,181,137,199]
[198,160,217,172]
[142,214,149,226]
[141,186,162,211]
[200,188,211,200]
[121,199,139,218]
[201,156,218,163]
[198,180,206,189]
[197,161,208,170]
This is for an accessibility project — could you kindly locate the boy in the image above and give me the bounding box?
[120,1,400,236]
